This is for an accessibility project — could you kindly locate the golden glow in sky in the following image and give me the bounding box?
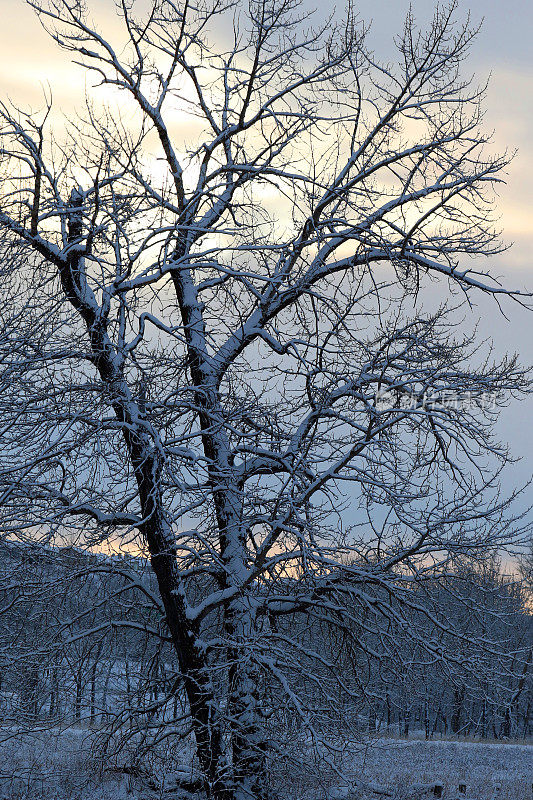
[1,0,531,273]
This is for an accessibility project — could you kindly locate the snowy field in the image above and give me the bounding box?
[0,730,530,800]
[335,739,532,800]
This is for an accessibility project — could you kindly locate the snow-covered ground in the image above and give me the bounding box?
[0,729,530,799]
[341,739,532,800]
[0,728,132,800]
[268,738,532,800]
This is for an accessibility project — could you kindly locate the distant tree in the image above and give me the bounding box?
[519,538,533,594]
[0,0,531,797]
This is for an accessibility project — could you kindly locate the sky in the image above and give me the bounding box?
[0,0,530,271]
[0,0,532,526]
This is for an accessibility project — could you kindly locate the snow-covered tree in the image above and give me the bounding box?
[519,539,533,593]
[0,0,531,796]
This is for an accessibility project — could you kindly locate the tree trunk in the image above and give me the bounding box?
[522,698,530,740]
[90,661,97,725]
[172,261,267,798]
[75,672,83,722]
[451,686,465,735]
[481,697,487,739]
[135,478,230,800]
[226,598,268,800]
[62,200,257,799]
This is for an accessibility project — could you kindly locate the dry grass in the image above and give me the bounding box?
[0,728,530,799]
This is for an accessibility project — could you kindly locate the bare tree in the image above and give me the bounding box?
[519,538,533,592]
[0,0,531,797]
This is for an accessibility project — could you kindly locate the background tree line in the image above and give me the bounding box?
[0,541,530,756]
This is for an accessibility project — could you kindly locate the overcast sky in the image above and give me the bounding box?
[0,0,531,520]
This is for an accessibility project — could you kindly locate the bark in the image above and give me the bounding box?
[424,698,430,740]
[226,599,268,800]
[75,672,83,722]
[121,407,231,798]
[451,686,465,735]
[171,257,267,798]
[522,699,530,740]
[63,197,231,799]
[90,661,97,725]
